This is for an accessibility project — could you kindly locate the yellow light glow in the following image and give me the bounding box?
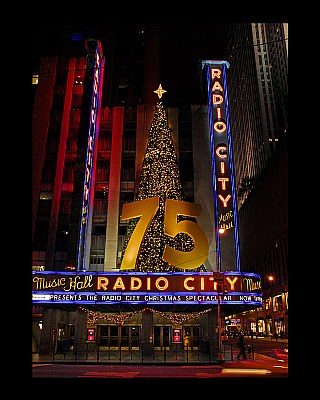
[153,84,167,99]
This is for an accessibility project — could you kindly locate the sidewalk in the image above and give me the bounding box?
[32,350,279,364]
[32,336,288,364]
[246,336,288,344]
[32,346,287,368]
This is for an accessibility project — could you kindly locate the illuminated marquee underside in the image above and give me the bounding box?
[32,271,262,306]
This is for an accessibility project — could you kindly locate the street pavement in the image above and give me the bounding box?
[32,354,288,378]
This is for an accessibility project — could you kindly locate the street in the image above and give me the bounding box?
[32,359,288,379]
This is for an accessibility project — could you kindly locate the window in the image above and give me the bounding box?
[33,221,49,250]
[32,74,39,85]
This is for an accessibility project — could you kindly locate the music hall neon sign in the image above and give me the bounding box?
[78,40,104,271]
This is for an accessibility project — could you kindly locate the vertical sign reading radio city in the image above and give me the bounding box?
[202,60,240,272]
[78,41,104,271]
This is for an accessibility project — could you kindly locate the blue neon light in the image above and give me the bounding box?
[77,45,102,271]
[221,65,241,270]
[205,64,221,271]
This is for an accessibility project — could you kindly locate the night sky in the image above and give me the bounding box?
[31,19,287,105]
[32,22,227,104]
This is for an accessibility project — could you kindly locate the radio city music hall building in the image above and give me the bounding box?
[32,37,262,361]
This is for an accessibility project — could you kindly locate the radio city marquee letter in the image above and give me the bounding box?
[32,271,262,306]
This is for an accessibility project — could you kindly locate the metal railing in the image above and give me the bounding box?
[46,340,255,364]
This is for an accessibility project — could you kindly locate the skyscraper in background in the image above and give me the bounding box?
[221,22,288,336]
[222,23,288,207]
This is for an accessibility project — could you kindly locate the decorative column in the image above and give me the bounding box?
[104,107,124,270]
[38,308,59,354]
[74,308,88,353]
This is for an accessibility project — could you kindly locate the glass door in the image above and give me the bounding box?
[130,326,140,349]
[183,326,200,349]
[120,326,130,348]
[153,326,171,349]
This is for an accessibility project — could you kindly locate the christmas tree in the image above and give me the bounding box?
[121,85,206,272]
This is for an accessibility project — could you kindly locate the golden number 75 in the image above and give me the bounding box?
[120,197,209,270]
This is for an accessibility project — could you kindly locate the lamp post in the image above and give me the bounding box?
[217,282,224,360]
[215,227,225,360]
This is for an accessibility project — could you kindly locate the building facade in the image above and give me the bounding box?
[32,23,287,358]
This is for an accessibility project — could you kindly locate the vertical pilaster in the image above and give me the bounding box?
[38,308,59,354]
[135,104,154,190]
[191,105,215,271]
[104,107,124,270]
[46,58,76,268]
[74,308,88,353]
[32,56,57,237]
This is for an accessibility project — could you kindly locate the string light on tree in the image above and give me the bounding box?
[121,85,206,272]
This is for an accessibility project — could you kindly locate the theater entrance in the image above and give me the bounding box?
[97,325,141,349]
[153,325,201,350]
[154,326,170,349]
[183,326,200,350]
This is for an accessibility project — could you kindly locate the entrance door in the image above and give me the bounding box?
[130,326,140,349]
[154,326,170,349]
[97,325,119,348]
[183,326,200,350]
[121,326,130,348]
[67,324,75,347]
[97,325,141,349]
[120,326,141,349]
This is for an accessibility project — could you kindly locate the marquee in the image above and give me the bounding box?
[32,271,262,306]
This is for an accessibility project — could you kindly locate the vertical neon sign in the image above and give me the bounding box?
[77,42,103,271]
[202,60,240,272]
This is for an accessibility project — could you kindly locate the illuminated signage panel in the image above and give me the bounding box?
[202,60,240,272]
[87,328,95,341]
[78,40,104,271]
[173,329,182,342]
